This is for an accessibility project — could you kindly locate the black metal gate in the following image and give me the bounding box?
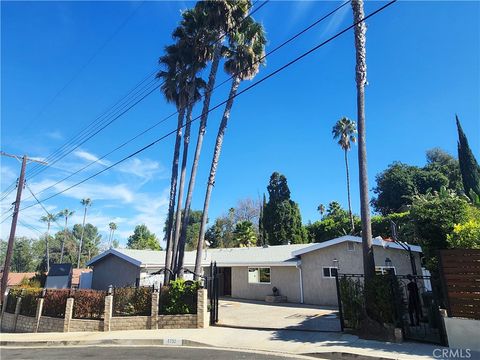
[206,261,219,326]
[336,273,447,345]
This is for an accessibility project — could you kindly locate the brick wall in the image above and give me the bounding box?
[37,316,64,333]
[1,312,16,332]
[158,314,197,329]
[1,288,209,333]
[69,319,103,332]
[110,316,151,331]
[15,315,37,332]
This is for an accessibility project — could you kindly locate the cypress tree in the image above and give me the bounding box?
[262,172,307,245]
[258,194,267,246]
[456,115,480,199]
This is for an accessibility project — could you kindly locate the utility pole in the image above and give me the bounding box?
[0,152,47,299]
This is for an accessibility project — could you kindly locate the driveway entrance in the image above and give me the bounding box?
[217,298,341,332]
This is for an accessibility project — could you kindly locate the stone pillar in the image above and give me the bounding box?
[196,289,208,328]
[34,298,44,333]
[150,291,159,330]
[13,297,22,332]
[103,295,113,332]
[64,298,74,332]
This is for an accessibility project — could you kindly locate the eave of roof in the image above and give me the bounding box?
[291,235,422,257]
[87,248,142,267]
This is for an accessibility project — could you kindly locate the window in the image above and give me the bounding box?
[323,267,338,278]
[375,266,396,275]
[248,267,271,284]
[347,242,355,251]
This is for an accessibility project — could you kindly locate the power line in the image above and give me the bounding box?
[20,0,397,212]
[24,0,347,201]
[18,220,44,236]
[18,1,146,135]
[25,1,267,181]
[24,182,64,230]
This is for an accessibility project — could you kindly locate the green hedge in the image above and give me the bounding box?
[19,288,42,317]
[72,289,106,319]
[113,287,152,316]
[159,279,200,315]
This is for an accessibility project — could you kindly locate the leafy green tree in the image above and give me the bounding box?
[306,201,360,243]
[73,223,101,267]
[204,209,236,249]
[262,172,307,245]
[233,221,257,247]
[456,116,480,200]
[425,148,463,193]
[332,117,357,232]
[372,162,448,215]
[410,188,471,271]
[9,237,34,272]
[195,16,267,275]
[127,225,161,251]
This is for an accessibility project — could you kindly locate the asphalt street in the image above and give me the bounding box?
[1,346,309,360]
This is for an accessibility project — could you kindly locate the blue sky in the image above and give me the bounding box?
[1,1,479,247]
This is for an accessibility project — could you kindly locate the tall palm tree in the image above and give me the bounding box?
[157,43,191,284]
[77,198,92,268]
[40,213,59,273]
[194,16,267,277]
[108,222,117,248]
[351,0,375,281]
[317,204,325,218]
[58,209,74,263]
[177,1,251,277]
[332,117,357,232]
[169,12,209,276]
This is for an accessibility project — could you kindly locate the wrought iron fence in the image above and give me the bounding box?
[336,273,447,345]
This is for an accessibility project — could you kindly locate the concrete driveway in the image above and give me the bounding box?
[218,298,341,332]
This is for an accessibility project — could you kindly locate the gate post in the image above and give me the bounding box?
[334,272,344,331]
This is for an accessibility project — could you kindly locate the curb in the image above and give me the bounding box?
[0,338,210,348]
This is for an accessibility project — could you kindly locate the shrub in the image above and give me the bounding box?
[72,289,106,319]
[5,288,22,314]
[159,279,200,315]
[19,288,42,317]
[42,289,70,318]
[113,287,152,316]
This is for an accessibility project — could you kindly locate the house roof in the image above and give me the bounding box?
[291,235,422,257]
[87,244,312,268]
[47,263,73,277]
[0,272,36,286]
[87,236,422,269]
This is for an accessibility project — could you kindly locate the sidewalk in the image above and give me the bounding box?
[0,326,441,359]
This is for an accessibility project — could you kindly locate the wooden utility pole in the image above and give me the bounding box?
[0,152,47,299]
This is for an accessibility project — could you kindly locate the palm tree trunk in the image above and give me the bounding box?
[164,107,186,285]
[352,0,375,281]
[344,149,355,233]
[60,217,67,263]
[194,76,241,277]
[171,85,196,275]
[77,206,88,269]
[46,222,51,273]
[177,44,223,278]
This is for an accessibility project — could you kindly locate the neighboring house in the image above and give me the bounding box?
[87,235,423,306]
[0,272,36,287]
[45,263,73,289]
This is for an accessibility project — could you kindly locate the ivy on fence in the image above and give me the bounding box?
[42,289,70,318]
[19,288,42,317]
[72,289,106,320]
[339,277,364,329]
[113,287,152,316]
[159,279,200,315]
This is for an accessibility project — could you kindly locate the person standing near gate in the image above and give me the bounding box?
[407,275,422,326]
